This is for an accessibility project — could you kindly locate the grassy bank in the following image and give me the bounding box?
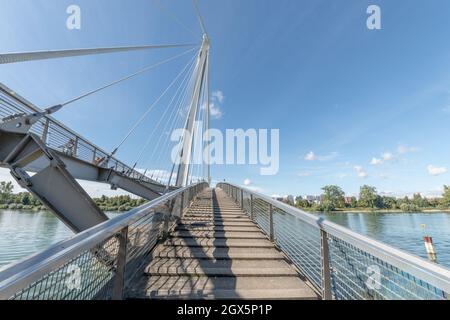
[298,207,450,214]
[0,194,147,212]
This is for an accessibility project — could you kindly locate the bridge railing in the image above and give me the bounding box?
[218,183,450,300]
[0,182,208,300]
[0,83,155,183]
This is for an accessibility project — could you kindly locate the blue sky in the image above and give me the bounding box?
[1,0,450,198]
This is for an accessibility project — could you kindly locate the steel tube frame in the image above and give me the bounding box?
[112,226,128,300]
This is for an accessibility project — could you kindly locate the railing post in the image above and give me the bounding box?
[73,137,79,157]
[162,200,173,240]
[92,148,97,163]
[112,226,128,300]
[240,189,244,209]
[268,204,274,242]
[41,118,49,143]
[250,195,254,220]
[320,229,332,300]
[180,192,184,217]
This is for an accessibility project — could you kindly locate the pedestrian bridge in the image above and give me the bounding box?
[0,3,449,300]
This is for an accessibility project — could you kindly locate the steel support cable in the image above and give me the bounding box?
[153,61,197,183]
[181,44,209,186]
[150,50,198,179]
[46,46,198,114]
[166,106,191,186]
[132,61,193,171]
[200,64,209,182]
[141,60,197,183]
[144,67,193,175]
[110,52,198,156]
[199,85,207,182]
[164,74,197,188]
[151,79,192,184]
[190,60,208,184]
[132,55,197,169]
[153,0,199,40]
[192,0,208,36]
[144,56,199,178]
[0,43,197,65]
[191,84,206,184]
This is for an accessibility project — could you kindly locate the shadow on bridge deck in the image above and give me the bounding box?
[126,188,318,300]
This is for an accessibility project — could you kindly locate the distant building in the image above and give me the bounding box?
[344,197,354,205]
[285,195,295,204]
[305,195,322,205]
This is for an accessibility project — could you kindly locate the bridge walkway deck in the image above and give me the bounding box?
[127,188,318,300]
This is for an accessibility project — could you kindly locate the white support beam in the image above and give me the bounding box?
[175,35,210,187]
[0,43,197,65]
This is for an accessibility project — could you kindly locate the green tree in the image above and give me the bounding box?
[0,181,14,203]
[295,196,310,208]
[399,196,411,206]
[21,193,31,206]
[380,196,398,210]
[350,197,358,208]
[358,185,378,209]
[441,185,450,208]
[400,203,421,212]
[321,185,345,211]
[412,193,429,208]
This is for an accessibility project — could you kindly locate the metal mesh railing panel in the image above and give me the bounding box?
[10,235,120,300]
[328,235,448,300]
[217,183,450,300]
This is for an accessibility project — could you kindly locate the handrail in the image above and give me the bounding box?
[0,82,160,185]
[0,182,207,300]
[218,183,450,299]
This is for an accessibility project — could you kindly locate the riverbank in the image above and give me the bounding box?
[0,204,140,212]
[2,208,450,269]
[298,207,450,213]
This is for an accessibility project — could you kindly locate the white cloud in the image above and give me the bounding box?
[304,151,316,161]
[303,151,338,162]
[245,185,264,193]
[244,179,252,186]
[298,171,311,177]
[442,105,450,114]
[209,102,223,119]
[212,90,224,104]
[202,90,225,120]
[370,158,383,166]
[354,166,368,178]
[382,152,394,161]
[201,101,223,120]
[397,145,419,155]
[427,165,448,176]
[317,152,338,161]
[370,145,419,166]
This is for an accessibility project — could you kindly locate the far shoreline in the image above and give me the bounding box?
[2,206,450,214]
[305,208,450,214]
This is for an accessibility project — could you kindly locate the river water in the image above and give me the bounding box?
[0,209,449,270]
